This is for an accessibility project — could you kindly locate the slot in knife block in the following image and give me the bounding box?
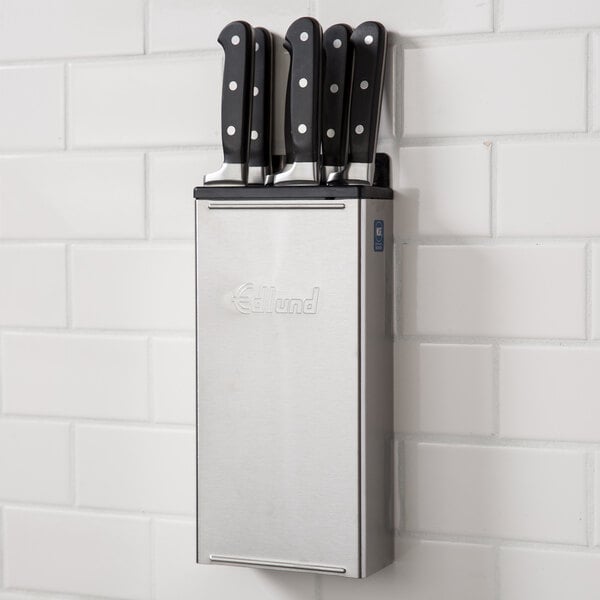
[193,152,394,578]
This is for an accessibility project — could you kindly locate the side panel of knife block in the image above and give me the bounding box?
[194,184,393,578]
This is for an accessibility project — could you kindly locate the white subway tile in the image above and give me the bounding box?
[405,442,587,543]
[154,519,315,600]
[397,145,491,237]
[149,151,221,239]
[3,508,151,599]
[0,420,69,504]
[500,547,600,600]
[404,37,586,137]
[2,333,148,420]
[0,245,66,327]
[0,65,64,150]
[0,0,143,60]
[0,154,145,239]
[71,244,195,330]
[76,425,195,514]
[396,343,494,435]
[152,337,195,425]
[322,539,494,600]
[316,0,492,35]
[592,245,600,338]
[500,346,600,441]
[402,244,586,338]
[502,0,600,30]
[498,143,600,236]
[69,57,221,147]
[149,0,309,51]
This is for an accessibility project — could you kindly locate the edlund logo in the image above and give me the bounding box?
[232,283,320,315]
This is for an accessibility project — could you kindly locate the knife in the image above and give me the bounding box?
[273,17,322,186]
[321,23,354,184]
[247,27,273,185]
[204,21,254,186]
[343,21,387,186]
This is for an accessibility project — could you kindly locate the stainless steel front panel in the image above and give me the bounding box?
[196,198,361,576]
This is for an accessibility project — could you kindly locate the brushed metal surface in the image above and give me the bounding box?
[196,194,393,578]
[196,198,360,577]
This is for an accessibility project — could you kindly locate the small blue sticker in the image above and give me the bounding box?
[374,219,384,252]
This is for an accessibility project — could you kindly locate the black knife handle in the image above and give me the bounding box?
[348,22,387,164]
[321,23,353,167]
[249,27,273,168]
[283,17,322,163]
[217,21,253,164]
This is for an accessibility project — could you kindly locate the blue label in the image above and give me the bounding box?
[374,220,384,252]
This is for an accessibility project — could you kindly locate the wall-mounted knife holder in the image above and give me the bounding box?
[194,154,394,579]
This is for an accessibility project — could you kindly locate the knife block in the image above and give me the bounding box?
[193,153,394,578]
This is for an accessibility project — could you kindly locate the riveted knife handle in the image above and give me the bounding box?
[321,23,353,168]
[249,27,273,169]
[283,17,322,163]
[348,21,387,165]
[217,21,253,164]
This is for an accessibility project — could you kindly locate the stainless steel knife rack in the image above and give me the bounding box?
[194,154,394,579]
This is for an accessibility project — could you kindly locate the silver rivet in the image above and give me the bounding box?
[298,123,307,134]
[355,124,364,134]
[326,128,335,138]
[330,83,339,94]
[364,34,373,45]
[300,31,309,41]
[228,81,238,91]
[226,125,236,135]
[253,86,259,97]
[251,130,259,140]
[333,38,342,48]
[299,77,308,88]
[360,80,369,90]
[255,42,259,51]
[231,35,240,45]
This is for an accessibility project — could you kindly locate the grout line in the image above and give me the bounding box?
[398,432,600,450]
[0,505,3,589]
[314,575,322,600]
[586,242,594,339]
[587,33,594,132]
[0,145,221,155]
[0,332,4,415]
[401,530,595,551]
[493,544,501,600]
[144,0,150,55]
[587,452,596,546]
[70,423,77,506]
[492,0,501,32]
[147,337,156,423]
[144,152,151,239]
[0,413,194,430]
[489,141,497,237]
[65,244,73,328]
[63,62,69,150]
[1,501,195,522]
[396,437,405,535]
[492,344,500,438]
[149,517,157,600]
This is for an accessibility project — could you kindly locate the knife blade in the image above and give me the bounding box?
[247,27,273,185]
[321,23,353,184]
[343,21,387,186]
[204,21,254,186]
[273,17,322,186]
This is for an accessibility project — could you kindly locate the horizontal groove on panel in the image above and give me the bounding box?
[208,554,347,573]
[207,201,347,210]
